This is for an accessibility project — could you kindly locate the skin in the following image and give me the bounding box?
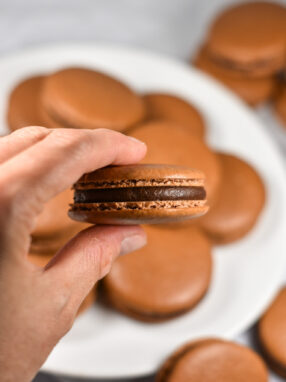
[0,126,147,382]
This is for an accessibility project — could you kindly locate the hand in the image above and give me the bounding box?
[0,126,147,382]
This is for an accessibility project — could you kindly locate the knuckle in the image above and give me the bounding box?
[51,129,93,157]
[15,125,48,138]
[93,238,116,279]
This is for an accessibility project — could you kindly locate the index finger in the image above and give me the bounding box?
[0,128,146,231]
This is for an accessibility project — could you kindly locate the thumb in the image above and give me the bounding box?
[44,225,146,311]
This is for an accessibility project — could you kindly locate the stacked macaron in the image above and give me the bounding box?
[7,67,145,132]
[193,1,286,107]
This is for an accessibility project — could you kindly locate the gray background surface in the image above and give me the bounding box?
[0,0,284,381]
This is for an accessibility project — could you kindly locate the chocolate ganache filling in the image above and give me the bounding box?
[74,186,206,203]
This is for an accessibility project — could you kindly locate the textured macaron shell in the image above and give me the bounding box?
[156,338,268,382]
[103,225,212,321]
[7,75,46,131]
[143,93,205,138]
[258,287,286,377]
[42,67,145,131]
[70,164,208,225]
[199,153,265,244]
[128,121,221,203]
[206,2,286,76]
[194,48,277,106]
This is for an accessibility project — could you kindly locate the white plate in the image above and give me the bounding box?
[1,44,286,380]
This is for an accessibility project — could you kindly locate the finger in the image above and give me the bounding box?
[0,128,146,248]
[1,128,146,202]
[0,126,50,164]
[44,225,146,312]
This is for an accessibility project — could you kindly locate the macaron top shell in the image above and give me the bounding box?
[157,339,268,382]
[76,164,205,186]
[259,287,286,371]
[7,75,45,131]
[143,93,205,138]
[42,67,145,130]
[128,120,221,203]
[206,2,286,75]
[103,225,212,316]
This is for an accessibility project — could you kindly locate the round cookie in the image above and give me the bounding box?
[143,93,205,138]
[7,75,45,131]
[128,120,221,203]
[156,338,268,382]
[258,287,286,377]
[103,225,212,321]
[194,48,277,106]
[274,85,286,127]
[206,2,286,77]
[42,67,145,131]
[199,153,265,244]
[69,164,208,225]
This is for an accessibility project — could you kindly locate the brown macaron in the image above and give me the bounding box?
[199,153,265,244]
[27,252,96,316]
[69,164,208,225]
[194,47,277,106]
[274,84,286,127]
[127,120,221,204]
[205,2,286,77]
[7,74,66,131]
[156,338,268,381]
[31,188,88,254]
[143,93,205,138]
[42,67,145,131]
[7,75,45,131]
[258,286,286,377]
[103,225,212,322]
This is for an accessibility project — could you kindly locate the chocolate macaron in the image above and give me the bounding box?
[194,47,277,106]
[143,93,205,138]
[127,120,221,203]
[205,2,286,77]
[103,225,212,322]
[7,74,65,131]
[69,164,208,225]
[41,67,145,131]
[258,286,286,377]
[156,338,268,381]
[199,153,265,244]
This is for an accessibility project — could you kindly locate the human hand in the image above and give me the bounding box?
[0,126,147,382]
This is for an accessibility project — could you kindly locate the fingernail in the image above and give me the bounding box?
[127,136,146,145]
[120,234,147,256]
